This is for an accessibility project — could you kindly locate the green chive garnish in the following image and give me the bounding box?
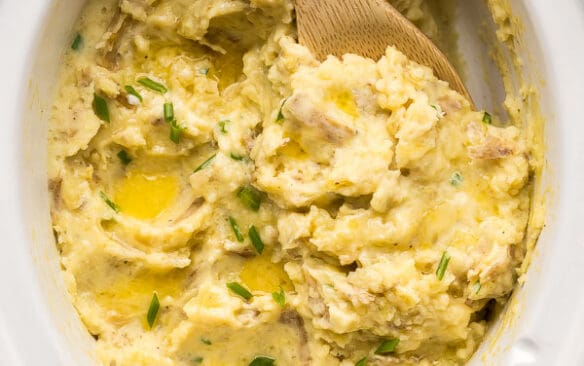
[199,68,209,75]
[472,280,481,294]
[71,33,83,51]
[228,216,244,242]
[218,120,229,134]
[124,85,142,102]
[137,77,168,93]
[146,292,160,329]
[169,121,184,144]
[237,185,261,211]
[200,337,212,345]
[99,191,119,213]
[117,150,132,165]
[276,99,287,123]
[375,338,400,355]
[450,172,463,187]
[436,251,451,280]
[230,152,245,161]
[272,287,285,307]
[192,357,203,364]
[482,112,492,124]
[355,357,368,366]
[227,282,252,301]
[194,154,216,173]
[248,225,264,254]
[249,356,275,366]
[92,94,110,123]
[163,102,174,122]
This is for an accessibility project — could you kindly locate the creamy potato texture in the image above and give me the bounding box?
[48,0,537,365]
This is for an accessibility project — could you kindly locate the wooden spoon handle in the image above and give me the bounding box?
[296,0,472,102]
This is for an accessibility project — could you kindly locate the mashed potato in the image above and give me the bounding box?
[48,0,537,365]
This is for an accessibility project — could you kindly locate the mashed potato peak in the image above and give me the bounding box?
[48,0,535,365]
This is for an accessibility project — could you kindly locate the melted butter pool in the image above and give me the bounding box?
[114,171,179,220]
[240,253,293,293]
[95,269,186,328]
[327,89,359,118]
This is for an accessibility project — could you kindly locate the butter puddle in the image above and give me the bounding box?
[94,269,187,328]
[114,171,179,220]
[326,88,359,118]
[241,252,293,293]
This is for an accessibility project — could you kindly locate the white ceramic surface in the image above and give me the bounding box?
[0,0,583,365]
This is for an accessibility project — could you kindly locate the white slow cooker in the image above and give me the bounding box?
[1,0,583,365]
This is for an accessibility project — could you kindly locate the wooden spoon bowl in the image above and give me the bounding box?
[295,0,473,103]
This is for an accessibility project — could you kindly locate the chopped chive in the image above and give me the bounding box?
[71,33,83,51]
[431,104,445,118]
[436,251,451,280]
[92,94,110,123]
[218,120,229,134]
[230,152,245,161]
[276,98,287,123]
[472,280,481,294]
[198,68,209,75]
[450,172,463,187]
[226,282,252,301]
[192,356,203,364]
[146,292,160,329]
[124,85,142,102]
[117,150,132,165]
[99,191,119,213]
[249,356,275,366]
[194,154,216,173]
[272,287,285,307]
[248,225,264,254]
[355,357,368,366]
[169,121,184,144]
[163,102,174,122]
[237,185,261,211]
[200,337,212,345]
[482,112,492,124]
[137,77,168,94]
[375,338,400,355]
[228,216,244,242]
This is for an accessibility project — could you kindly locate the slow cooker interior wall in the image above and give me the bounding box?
[465,1,556,364]
[21,0,96,364]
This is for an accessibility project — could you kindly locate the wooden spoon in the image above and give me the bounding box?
[295,0,473,103]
